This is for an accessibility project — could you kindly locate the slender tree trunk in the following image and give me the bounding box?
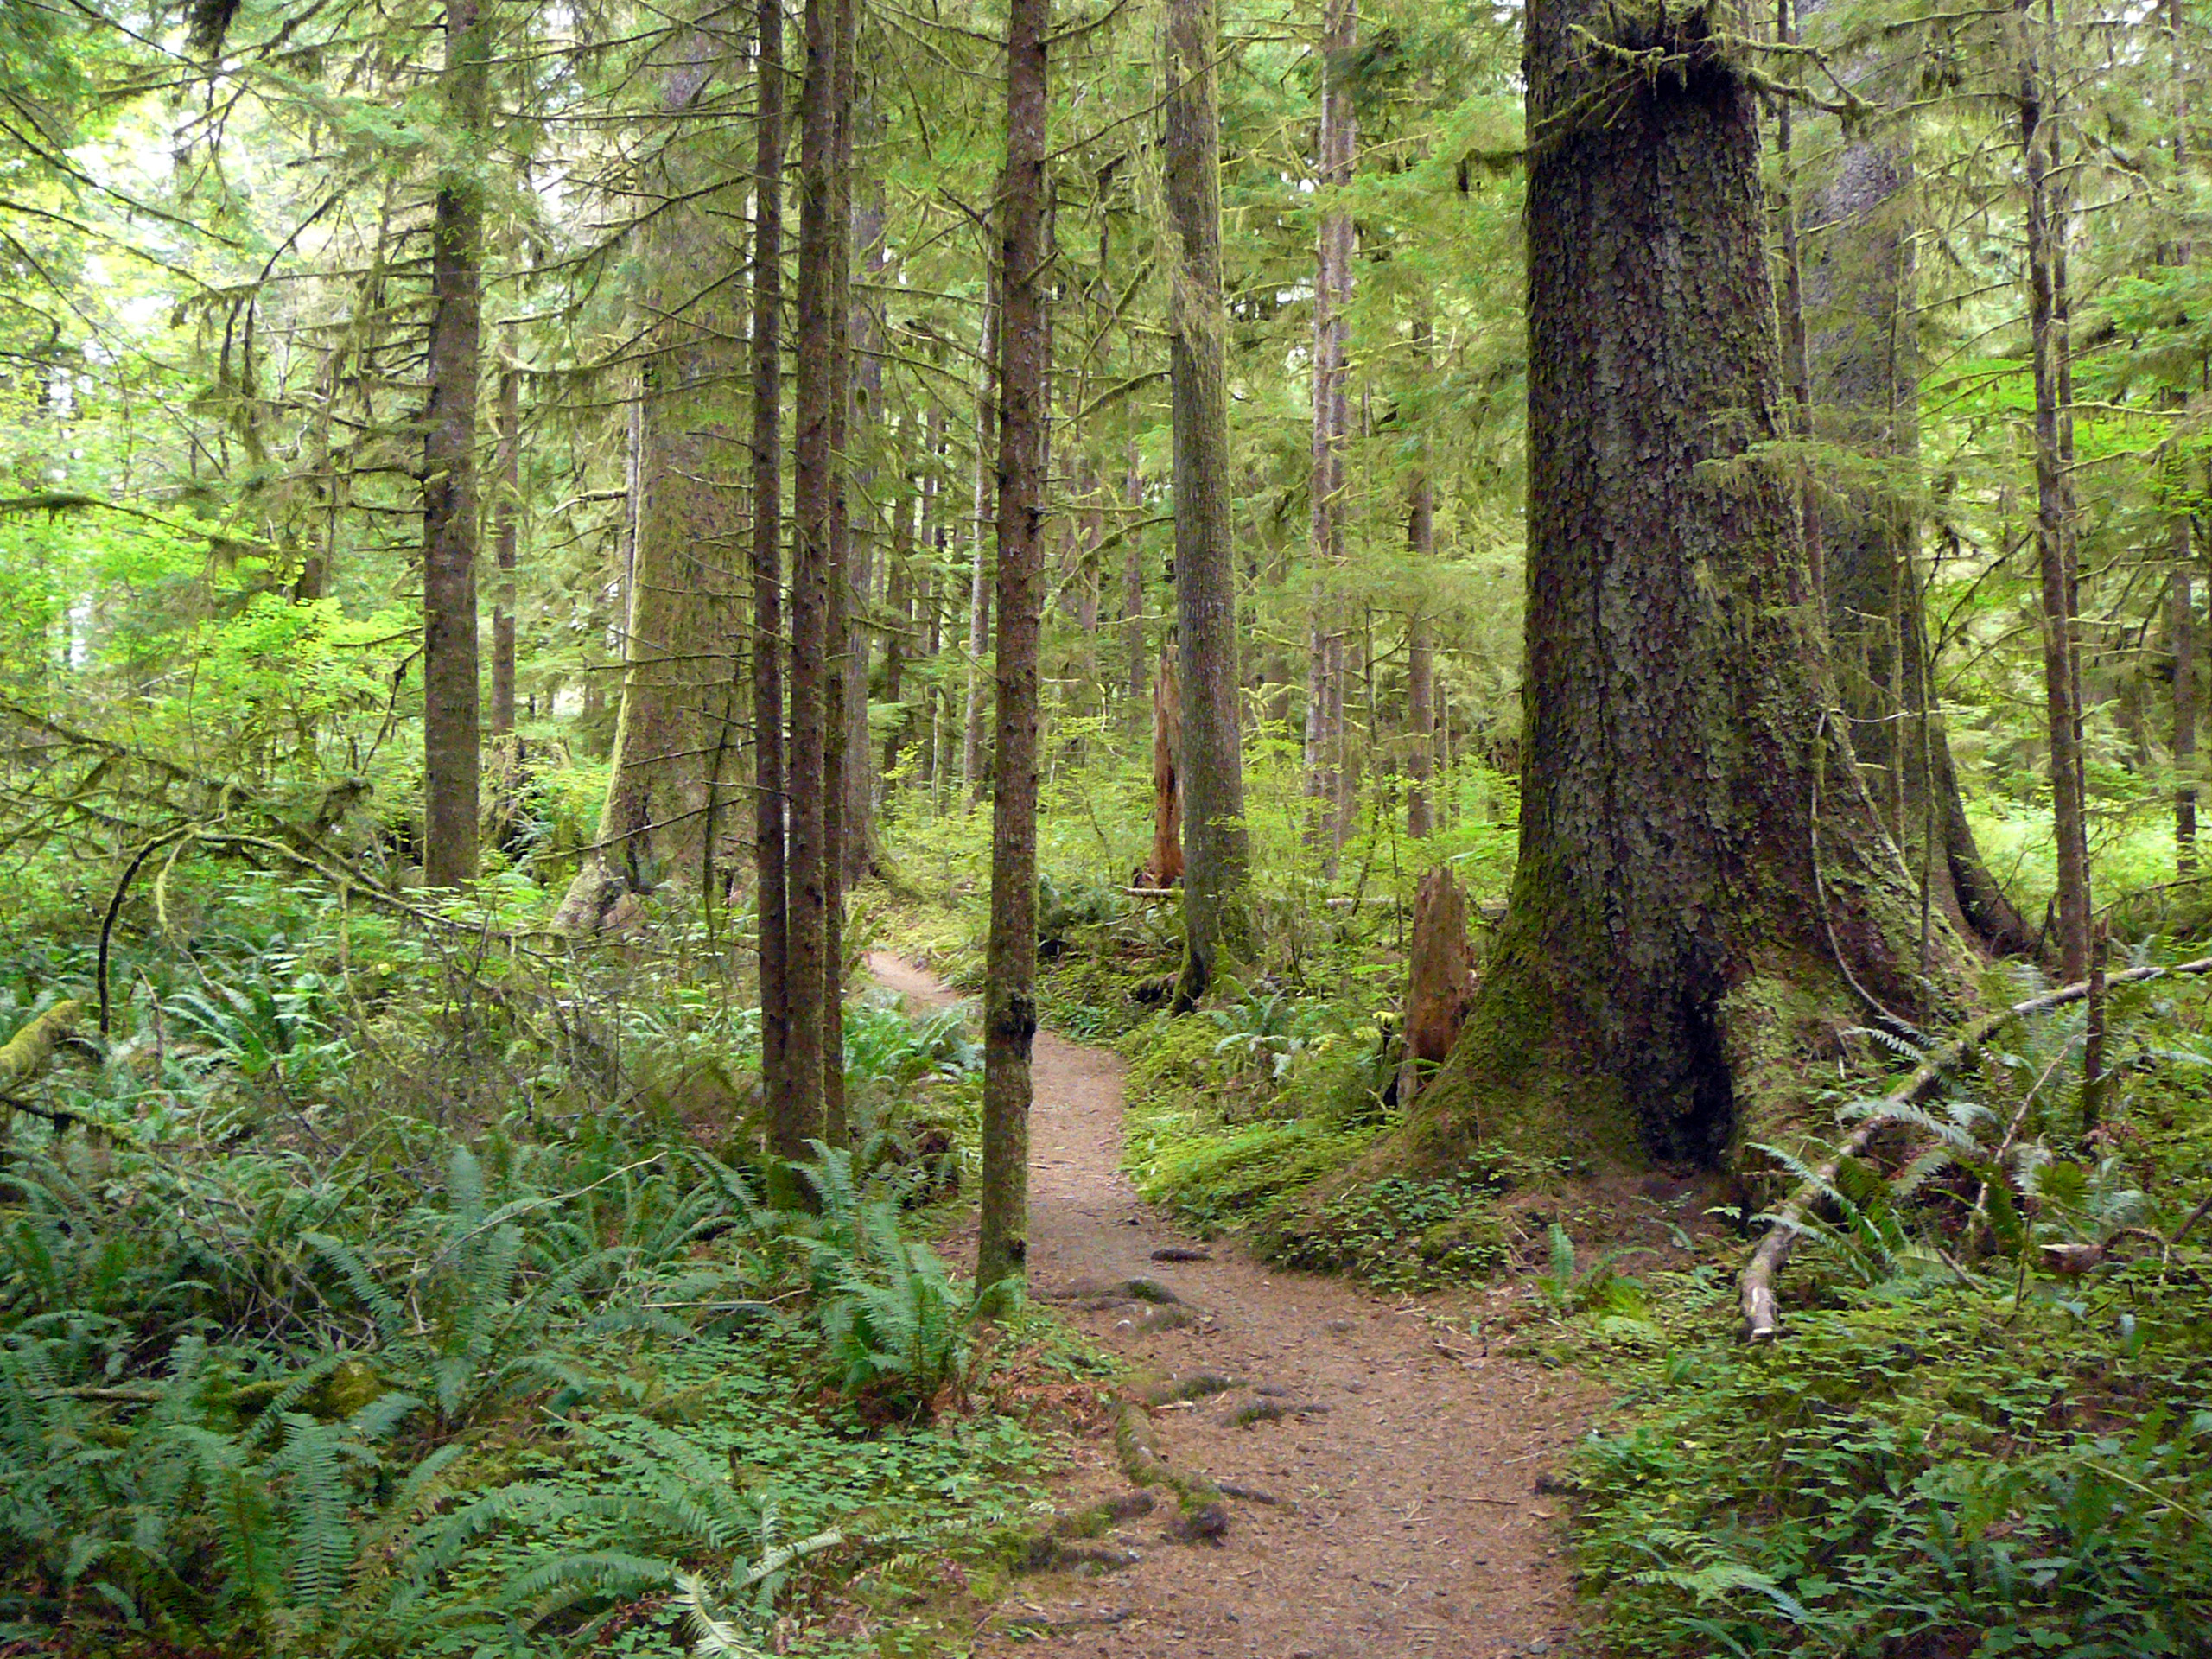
[977,0,1050,1294]
[490,362,519,738]
[785,0,841,1152]
[1406,333,1434,840]
[1122,441,1146,727]
[1382,0,1956,1173]
[2022,0,2092,981]
[1305,0,1356,853]
[1162,0,1254,1007]
[963,289,1000,806]
[421,0,487,888]
[754,0,792,1141]
[820,0,858,1150]
[2173,0,2197,876]
[882,481,913,787]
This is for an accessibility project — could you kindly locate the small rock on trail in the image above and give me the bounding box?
[865,953,1591,1659]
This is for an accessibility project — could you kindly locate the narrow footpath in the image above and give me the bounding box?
[867,954,1590,1659]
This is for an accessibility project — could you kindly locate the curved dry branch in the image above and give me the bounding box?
[1740,954,2212,1340]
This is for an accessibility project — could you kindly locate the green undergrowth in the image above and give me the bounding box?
[1559,966,2212,1658]
[1569,1268,2212,1658]
[0,880,1085,1659]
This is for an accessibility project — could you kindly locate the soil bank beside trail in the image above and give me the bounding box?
[866,953,1593,1659]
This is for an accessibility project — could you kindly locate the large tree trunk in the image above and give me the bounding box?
[753,0,791,1141]
[421,0,487,888]
[1162,0,1254,1007]
[557,13,747,932]
[977,0,1050,1293]
[1383,1,1957,1173]
[785,0,841,1152]
[1804,64,2037,958]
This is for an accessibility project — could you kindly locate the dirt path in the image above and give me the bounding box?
[867,955,1591,1659]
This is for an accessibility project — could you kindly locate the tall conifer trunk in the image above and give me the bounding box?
[422,0,488,888]
[753,0,792,1137]
[2021,0,2092,980]
[1384,0,1953,1173]
[1163,0,1254,1006]
[785,0,841,1151]
[1805,44,2035,957]
[1305,0,1356,852]
[977,0,1050,1293]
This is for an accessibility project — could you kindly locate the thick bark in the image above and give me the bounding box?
[1162,0,1254,1007]
[490,363,518,738]
[785,0,840,1152]
[558,11,747,932]
[2022,3,2092,981]
[754,0,791,1141]
[1805,80,2036,957]
[978,0,1049,1293]
[421,0,487,889]
[1383,1,1955,1175]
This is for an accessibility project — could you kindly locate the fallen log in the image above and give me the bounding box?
[1738,955,2212,1341]
[0,1001,80,1093]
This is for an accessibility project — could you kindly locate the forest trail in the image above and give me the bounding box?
[865,954,1591,1659]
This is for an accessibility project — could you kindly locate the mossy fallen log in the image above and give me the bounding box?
[0,1001,80,1093]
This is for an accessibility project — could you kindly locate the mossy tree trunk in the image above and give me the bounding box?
[556,10,747,933]
[1162,0,1254,1007]
[420,0,487,889]
[1805,65,2035,959]
[1386,1,1959,1173]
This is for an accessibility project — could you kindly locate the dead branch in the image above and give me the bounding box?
[1739,954,2212,1340]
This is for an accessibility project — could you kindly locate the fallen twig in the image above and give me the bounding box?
[1739,955,2212,1340]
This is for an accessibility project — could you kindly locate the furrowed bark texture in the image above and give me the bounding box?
[557,11,747,932]
[1162,0,1254,1007]
[753,0,791,1134]
[1382,3,1953,1174]
[1806,95,2036,957]
[421,0,487,888]
[978,0,1049,1293]
[784,0,840,1154]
